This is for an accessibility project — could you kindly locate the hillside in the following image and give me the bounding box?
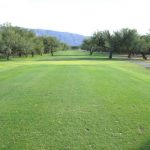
[32,29,85,46]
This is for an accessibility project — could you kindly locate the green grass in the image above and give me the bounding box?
[0,50,150,150]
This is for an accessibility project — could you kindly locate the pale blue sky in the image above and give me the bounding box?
[0,0,150,35]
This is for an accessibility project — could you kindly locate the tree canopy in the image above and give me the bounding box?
[81,28,150,59]
[0,23,69,59]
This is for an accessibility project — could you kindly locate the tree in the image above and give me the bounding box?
[92,31,106,51]
[42,36,60,56]
[0,24,37,59]
[33,37,44,56]
[81,38,96,55]
[101,30,113,59]
[89,31,115,59]
[137,36,150,60]
[0,23,68,59]
[18,28,35,57]
[59,42,70,51]
[120,29,139,58]
[110,31,122,54]
[0,23,16,60]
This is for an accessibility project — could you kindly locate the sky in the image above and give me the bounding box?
[0,0,150,36]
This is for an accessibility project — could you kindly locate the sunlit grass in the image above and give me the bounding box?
[0,50,150,149]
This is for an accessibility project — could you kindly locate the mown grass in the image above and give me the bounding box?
[0,50,150,149]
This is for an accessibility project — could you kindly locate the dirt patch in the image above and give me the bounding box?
[131,61,150,69]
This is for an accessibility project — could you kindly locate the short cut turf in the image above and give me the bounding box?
[0,50,150,149]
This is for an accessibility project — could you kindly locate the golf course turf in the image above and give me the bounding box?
[0,50,150,149]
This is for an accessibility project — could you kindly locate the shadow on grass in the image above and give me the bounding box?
[37,57,131,61]
[37,54,149,62]
[138,140,150,150]
[36,55,137,61]
[1,54,149,62]
[0,59,7,62]
[54,54,90,56]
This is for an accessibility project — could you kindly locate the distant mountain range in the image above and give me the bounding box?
[32,29,85,46]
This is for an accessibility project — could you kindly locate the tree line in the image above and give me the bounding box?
[0,23,69,60]
[81,28,150,59]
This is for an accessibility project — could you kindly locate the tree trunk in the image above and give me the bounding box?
[18,52,22,57]
[128,50,132,58]
[31,51,34,57]
[141,52,147,60]
[90,47,93,55]
[90,50,93,55]
[6,53,10,60]
[51,50,53,56]
[5,51,10,60]
[25,53,28,57]
[132,50,135,56]
[109,50,112,59]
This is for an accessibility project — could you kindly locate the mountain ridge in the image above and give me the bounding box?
[32,29,85,46]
